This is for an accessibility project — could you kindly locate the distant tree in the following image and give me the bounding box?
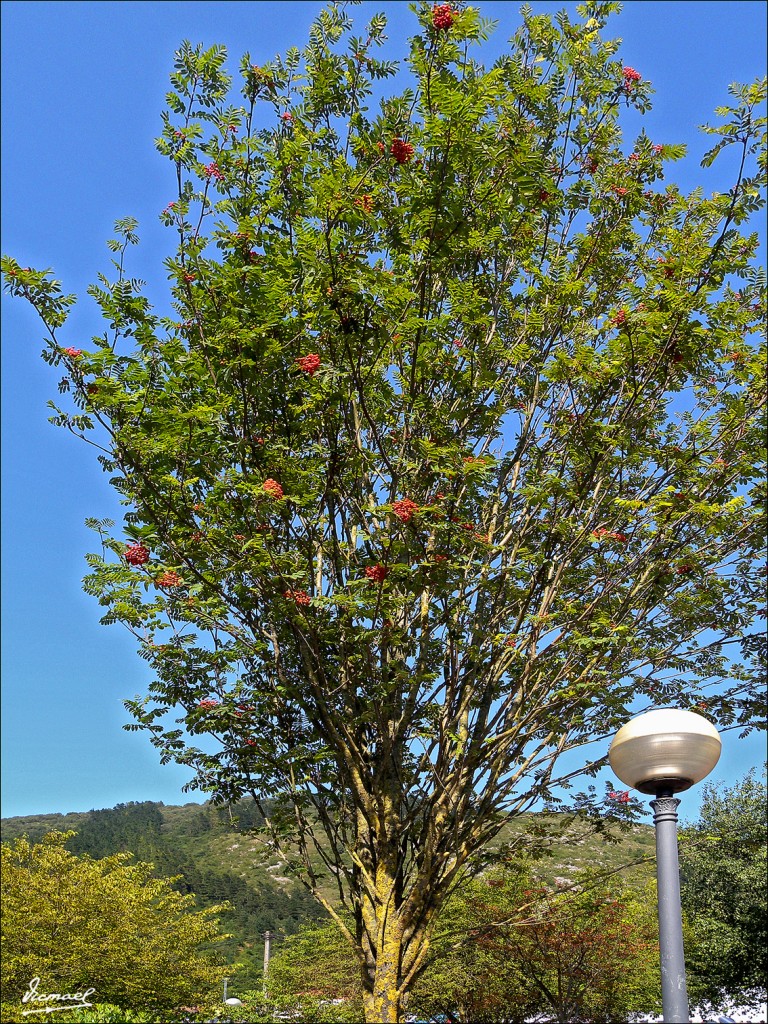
[411,866,661,1023]
[681,768,768,1013]
[410,863,540,1023]
[3,2,765,1019]
[0,832,232,1012]
[267,919,363,1013]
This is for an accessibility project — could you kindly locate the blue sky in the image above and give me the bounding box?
[2,0,766,820]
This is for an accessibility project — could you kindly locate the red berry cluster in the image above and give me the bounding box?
[608,790,631,803]
[284,589,311,605]
[393,498,419,523]
[197,698,220,710]
[432,3,455,30]
[612,309,627,327]
[355,193,374,214]
[125,543,150,566]
[365,564,389,584]
[281,112,293,122]
[674,563,694,575]
[263,478,284,499]
[296,353,321,375]
[592,528,628,543]
[390,139,415,164]
[157,571,182,589]
[203,162,224,181]
[622,66,641,84]
[62,347,83,358]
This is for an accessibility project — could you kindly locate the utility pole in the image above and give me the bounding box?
[263,930,272,980]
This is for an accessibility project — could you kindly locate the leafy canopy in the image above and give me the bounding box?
[0,832,232,1012]
[2,1,766,1018]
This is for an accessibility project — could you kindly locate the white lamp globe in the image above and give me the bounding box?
[609,708,721,795]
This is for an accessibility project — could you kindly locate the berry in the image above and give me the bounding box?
[365,564,389,584]
[390,138,415,164]
[197,698,219,710]
[296,353,321,375]
[392,498,419,523]
[612,309,627,327]
[263,478,284,499]
[62,347,83,358]
[284,589,311,605]
[622,66,641,84]
[125,543,150,566]
[432,3,455,30]
[157,570,182,588]
[203,162,224,181]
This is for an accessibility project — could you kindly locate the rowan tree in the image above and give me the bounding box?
[2,2,766,1020]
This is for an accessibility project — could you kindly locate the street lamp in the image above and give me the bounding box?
[609,708,722,1024]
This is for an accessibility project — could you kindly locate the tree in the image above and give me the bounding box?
[2,3,766,1020]
[680,768,768,1014]
[409,863,542,1022]
[0,832,231,1012]
[410,866,661,1023]
[266,865,662,1023]
[267,919,364,1013]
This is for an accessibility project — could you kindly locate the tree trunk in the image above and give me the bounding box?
[360,842,406,1023]
[362,965,403,1024]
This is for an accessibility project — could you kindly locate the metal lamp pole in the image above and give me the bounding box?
[652,787,688,1021]
[609,708,722,1024]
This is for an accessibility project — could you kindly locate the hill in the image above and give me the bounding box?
[1,799,656,994]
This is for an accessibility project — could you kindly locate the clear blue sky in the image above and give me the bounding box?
[2,1,766,820]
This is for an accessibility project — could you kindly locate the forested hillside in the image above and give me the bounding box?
[2,800,655,992]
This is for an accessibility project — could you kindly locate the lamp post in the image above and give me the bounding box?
[609,708,722,1024]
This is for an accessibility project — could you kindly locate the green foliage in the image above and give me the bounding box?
[680,768,768,1012]
[266,865,662,1023]
[0,832,232,1013]
[9,1005,169,1023]
[267,919,363,1013]
[0,800,327,999]
[410,865,661,1023]
[2,1,766,1015]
